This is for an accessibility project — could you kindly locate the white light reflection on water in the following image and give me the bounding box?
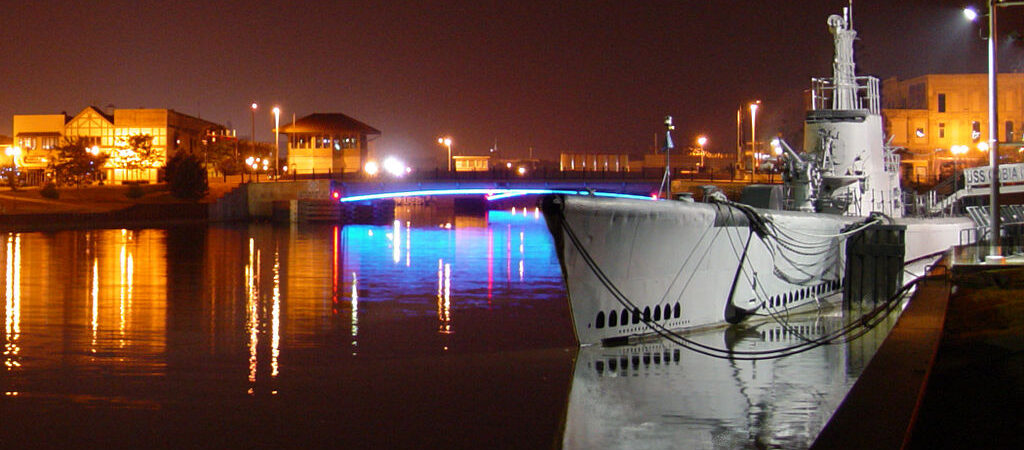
[271,249,280,378]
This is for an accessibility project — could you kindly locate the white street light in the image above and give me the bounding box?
[273,106,280,180]
[382,156,406,177]
[750,101,760,180]
[965,1,1024,253]
[437,137,453,172]
[964,7,979,21]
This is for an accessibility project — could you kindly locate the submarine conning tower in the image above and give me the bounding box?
[801,9,903,218]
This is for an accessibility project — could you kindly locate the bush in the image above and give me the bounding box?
[40,182,59,199]
[125,185,145,199]
[165,152,209,200]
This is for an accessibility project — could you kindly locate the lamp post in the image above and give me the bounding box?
[966,2,1024,254]
[696,135,708,171]
[272,106,280,180]
[750,101,760,181]
[250,102,257,169]
[438,137,452,172]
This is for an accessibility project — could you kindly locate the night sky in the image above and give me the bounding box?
[0,0,1012,166]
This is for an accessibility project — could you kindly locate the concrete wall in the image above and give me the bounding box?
[210,180,333,221]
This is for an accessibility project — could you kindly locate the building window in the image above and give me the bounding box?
[939,123,945,139]
[972,121,982,142]
[1007,121,1015,142]
[41,136,59,149]
[18,137,36,150]
[937,93,946,113]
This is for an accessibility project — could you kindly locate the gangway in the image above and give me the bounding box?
[925,183,1024,215]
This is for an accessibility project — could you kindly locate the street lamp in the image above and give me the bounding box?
[437,137,453,172]
[965,1,1024,254]
[250,102,258,163]
[696,135,708,170]
[272,106,280,180]
[750,101,760,180]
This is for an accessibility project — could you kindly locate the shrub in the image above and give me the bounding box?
[165,152,209,200]
[40,182,59,199]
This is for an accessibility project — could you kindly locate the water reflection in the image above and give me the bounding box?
[564,308,897,449]
[0,211,897,448]
[4,234,21,372]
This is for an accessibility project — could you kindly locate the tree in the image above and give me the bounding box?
[204,137,242,175]
[110,134,162,181]
[165,151,208,200]
[51,137,109,186]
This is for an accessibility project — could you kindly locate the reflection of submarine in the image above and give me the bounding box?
[562,312,893,449]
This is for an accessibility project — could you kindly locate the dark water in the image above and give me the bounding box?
[0,206,895,448]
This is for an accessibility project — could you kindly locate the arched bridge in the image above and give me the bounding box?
[331,179,661,203]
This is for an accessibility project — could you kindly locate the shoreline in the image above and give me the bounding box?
[0,178,245,232]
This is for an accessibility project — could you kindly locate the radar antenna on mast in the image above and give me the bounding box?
[659,116,675,199]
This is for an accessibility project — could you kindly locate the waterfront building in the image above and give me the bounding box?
[882,73,1024,182]
[278,113,380,174]
[560,153,631,172]
[453,155,490,172]
[11,107,228,183]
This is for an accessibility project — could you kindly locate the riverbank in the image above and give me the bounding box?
[0,178,244,230]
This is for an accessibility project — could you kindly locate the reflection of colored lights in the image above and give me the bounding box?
[392,219,401,264]
[351,272,359,353]
[437,259,453,335]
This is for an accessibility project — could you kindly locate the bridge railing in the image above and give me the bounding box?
[233,166,749,184]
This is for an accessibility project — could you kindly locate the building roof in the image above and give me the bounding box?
[74,106,115,124]
[278,113,380,135]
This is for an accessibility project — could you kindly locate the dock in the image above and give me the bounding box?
[812,246,1024,449]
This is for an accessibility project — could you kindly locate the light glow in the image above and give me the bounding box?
[964,7,979,22]
[382,157,406,177]
[364,161,380,176]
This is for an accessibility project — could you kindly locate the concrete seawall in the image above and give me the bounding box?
[209,180,333,221]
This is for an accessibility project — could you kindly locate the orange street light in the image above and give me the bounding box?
[696,135,708,169]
